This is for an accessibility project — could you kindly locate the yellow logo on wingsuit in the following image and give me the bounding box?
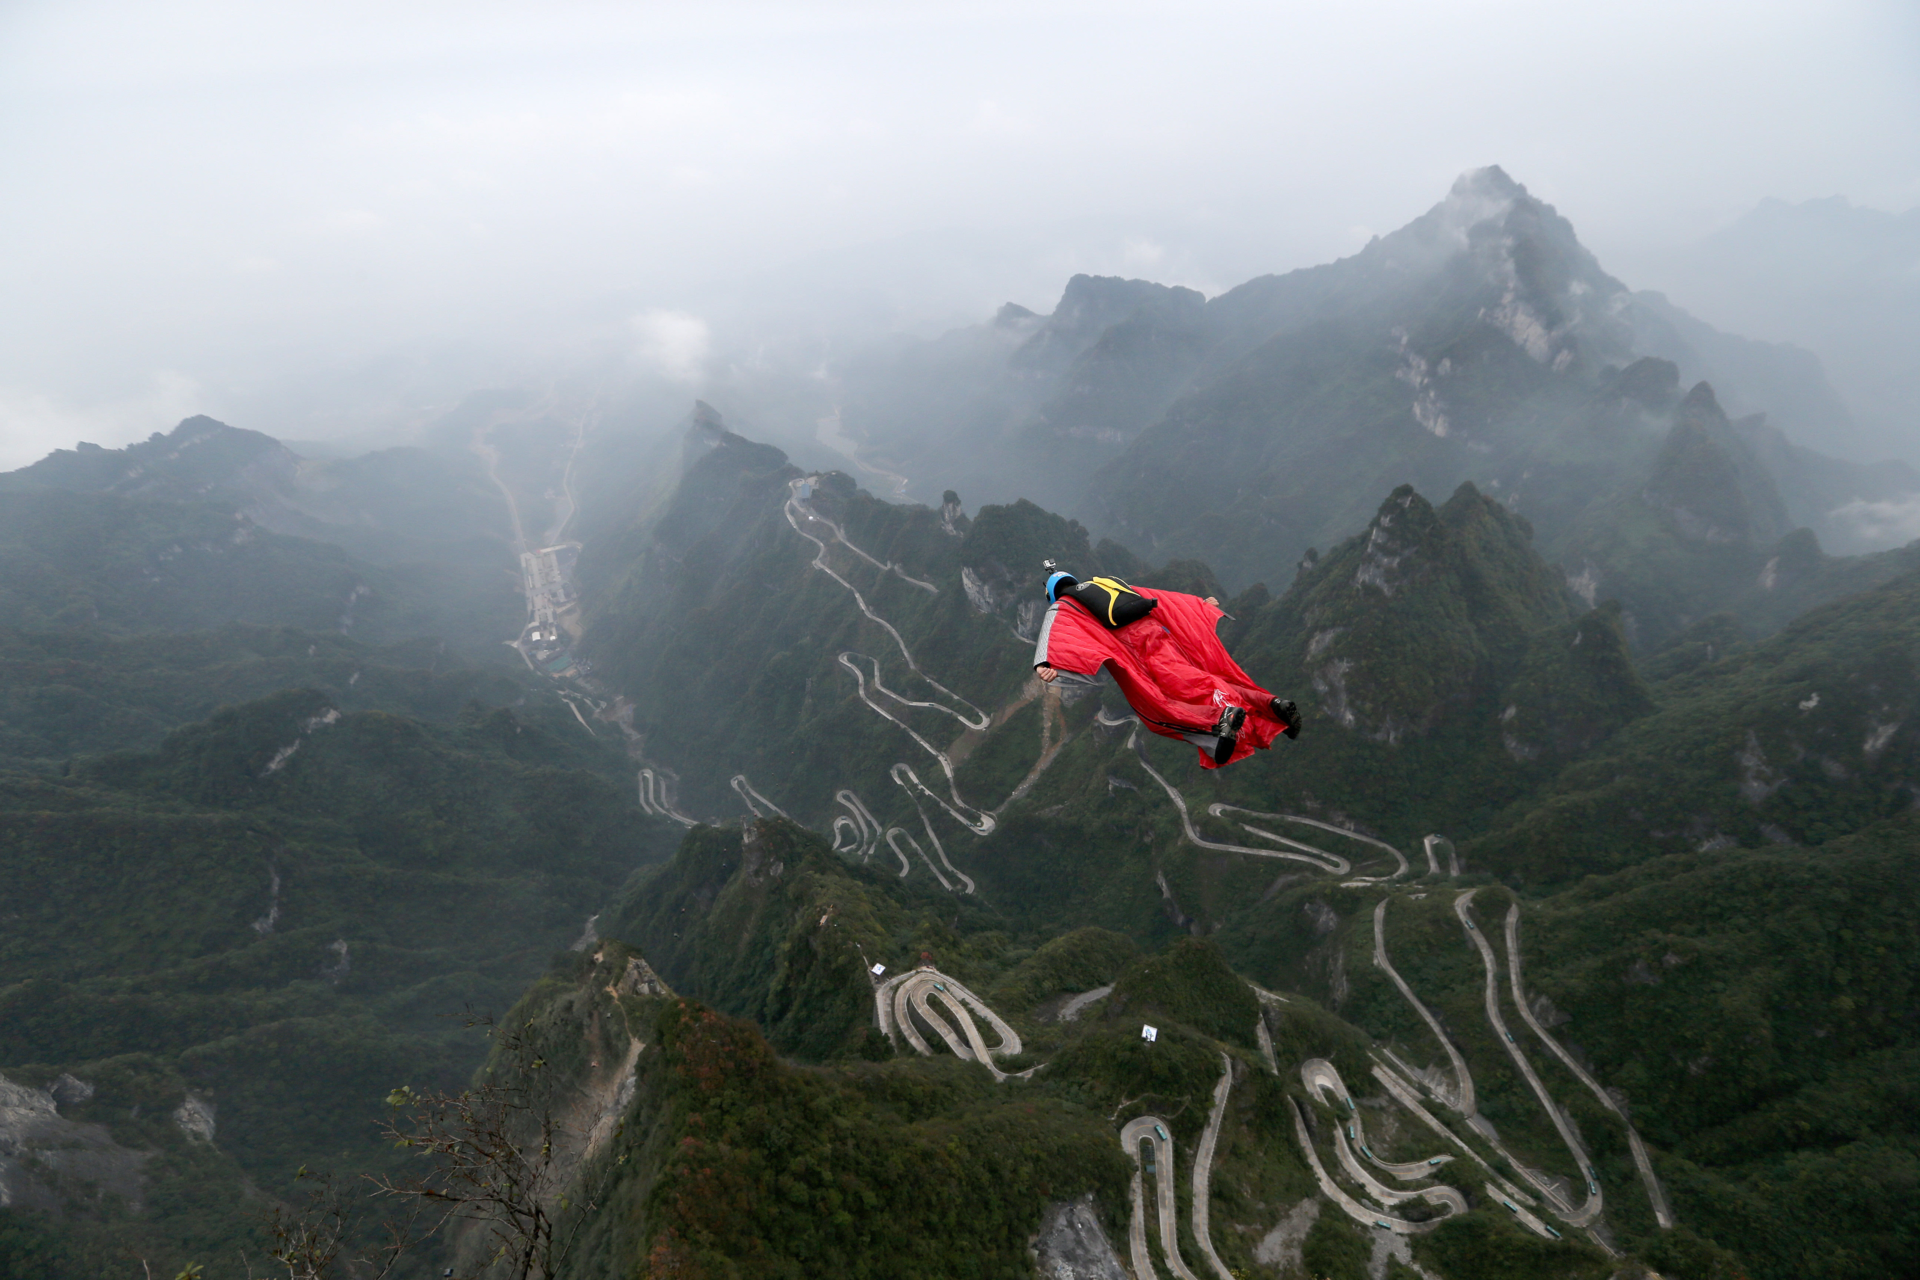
[1073,576,1155,627]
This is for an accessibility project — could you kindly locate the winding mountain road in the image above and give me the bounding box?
[883,808,976,894]
[1287,1097,1452,1239]
[1098,714,1351,872]
[636,768,696,826]
[1302,1059,1454,1182]
[729,774,788,820]
[1099,711,1417,883]
[1502,905,1674,1228]
[1299,1060,1468,1224]
[829,789,888,866]
[1372,899,1474,1114]
[1367,900,1593,1232]
[1237,810,1410,883]
[1367,1060,1541,1212]
[1455,889,1599,1226]
[1121,1116,1199,1280]
[836,653,997,840]
[878,967,1025,1081]
[1190,1054,1236,1280]
[787,477,985,731]
[1205,804,1356,873]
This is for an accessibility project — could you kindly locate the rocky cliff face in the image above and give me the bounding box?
[1236,482,1574,746]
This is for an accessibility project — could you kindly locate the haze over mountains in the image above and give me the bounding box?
[820,169,1915,570]
[1633,195,1920,468]
[1,165,1916,1280]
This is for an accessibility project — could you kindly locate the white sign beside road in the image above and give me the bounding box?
[1141,1025,1158,1043]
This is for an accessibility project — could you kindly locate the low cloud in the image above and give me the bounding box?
[0,371,203,470]
[631,310,711,384]
[1829,495,1920,547]
[1120,238,1166,271]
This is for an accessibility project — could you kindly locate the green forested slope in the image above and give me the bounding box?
[1471,559,1920,881]
[0,687,678,1273]
[0,415,516,571]
[576,427,1143,823]
[0,489,520,660]
[0,625,564,771]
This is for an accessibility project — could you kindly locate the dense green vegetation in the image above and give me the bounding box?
[0,624,585,772]
[530,817,1674,1280]
[0,682,677,1275]
[1471,556,1920,881]
[632,997,1131,1278]
[468,941,1147,1280]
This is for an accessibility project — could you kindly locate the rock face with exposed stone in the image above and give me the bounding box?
[1029,1193,1129,1280]
[1254,1196,1320,1270]
[0,1073,149,1213]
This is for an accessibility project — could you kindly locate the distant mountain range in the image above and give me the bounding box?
[1638,194,1920,468]
[827,167,1918,586]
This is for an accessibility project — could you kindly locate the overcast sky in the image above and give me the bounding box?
[2,0,1916,467]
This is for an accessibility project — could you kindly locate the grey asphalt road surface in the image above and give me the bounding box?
[1373,892,1590,1228]
[1190,1054,1236,1280]
[1299,1060,1468,1219]
[636,768,696,826]
[729,773,788,819]
[1099,718,1351,871]
[1287,1097,1447,1237]
[1209,803,1376,874]
[1249,811,1409,879]
[1120,1115,1199,1280]
[879,967,1026,1082]
[1368,1060,1543,1214]
[1056,985,1112,1022]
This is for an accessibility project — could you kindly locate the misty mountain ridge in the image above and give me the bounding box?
[0,414,514,570]
[1638,193,1920,466]
[825,166,1916,589]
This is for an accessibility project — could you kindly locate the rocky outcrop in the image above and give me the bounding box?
[1029,1193,1129,1280]
[0,1073,149,1213]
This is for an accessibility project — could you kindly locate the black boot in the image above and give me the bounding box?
[1211,706,1246,765]
[1270,697,1301,740]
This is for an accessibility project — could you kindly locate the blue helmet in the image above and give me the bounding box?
[1046,571,1078,601]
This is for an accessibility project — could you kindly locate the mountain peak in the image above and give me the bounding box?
[1,413,297,500]
[1678,379,1724,421]
[1013,274,1205,371]
[691,399,726,431]
[1446,163,1526,210]
[1418,164,1530,247]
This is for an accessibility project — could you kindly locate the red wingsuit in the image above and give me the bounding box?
[1033,587,1285,768]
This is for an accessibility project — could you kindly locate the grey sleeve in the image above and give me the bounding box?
[1033,601,1099,686]
[1033,600,1063,668]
